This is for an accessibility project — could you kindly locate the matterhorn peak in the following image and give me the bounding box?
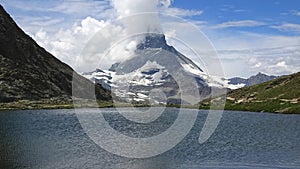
[136,33,168,50]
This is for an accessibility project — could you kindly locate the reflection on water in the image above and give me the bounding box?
[0,108,299,169]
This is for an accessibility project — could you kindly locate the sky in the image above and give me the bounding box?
[1,0,300,78]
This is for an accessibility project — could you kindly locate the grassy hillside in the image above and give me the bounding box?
[222,72,300,114]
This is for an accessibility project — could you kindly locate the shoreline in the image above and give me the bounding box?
[1,100,299,114]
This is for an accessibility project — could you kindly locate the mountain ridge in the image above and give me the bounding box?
[0,5,111,105]
[228,72,278,88]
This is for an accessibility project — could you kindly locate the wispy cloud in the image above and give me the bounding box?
[1,0,54,12]
[290,10,300,16]
[205,30,300,77]
[212,20,265,29]
[3,0,114,20]
[19,16,64,27]
[271,23,300,34]
[220,4,248,13]
[162,7,203,17]
[217,45,300,77]
[49,0,112,17]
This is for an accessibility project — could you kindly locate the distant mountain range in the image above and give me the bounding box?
[0,5,111,105]
[228,72,278,88]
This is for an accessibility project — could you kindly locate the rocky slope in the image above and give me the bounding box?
[0,5,111,104]
[228,72,278,88]
[223,72,300,113]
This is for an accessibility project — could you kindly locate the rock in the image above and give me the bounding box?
[0,5,111,103]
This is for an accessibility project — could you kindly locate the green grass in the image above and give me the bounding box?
[0,99,201,111]
[0,99,114,110]
[224,100,300,114]
[199,72,300,114]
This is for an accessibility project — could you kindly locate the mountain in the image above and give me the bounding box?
[228,72,278,88]
[224,72,300,113]
[0,5,111,105]
[83,33,231,104]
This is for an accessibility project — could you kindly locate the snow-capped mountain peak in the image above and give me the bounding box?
[82,33,229,103]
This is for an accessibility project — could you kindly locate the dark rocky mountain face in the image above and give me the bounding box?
[136,34,168,49]
[246,72,278,86]
[229,72,278,87]
[0,5,111,102]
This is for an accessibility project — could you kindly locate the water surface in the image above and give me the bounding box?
[0,108,299,169]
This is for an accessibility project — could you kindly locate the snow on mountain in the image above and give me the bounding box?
[180,62,244,89]
[82,69,115,90]
[82,33,231,103]
[114,60,168,86]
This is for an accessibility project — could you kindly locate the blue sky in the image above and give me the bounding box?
[1,0,300,78]
[173,0,300,35]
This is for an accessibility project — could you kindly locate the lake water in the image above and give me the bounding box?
[0,108,299,169]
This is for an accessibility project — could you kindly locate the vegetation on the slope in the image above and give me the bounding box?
[0,98,116,110]
[200,72,300,114]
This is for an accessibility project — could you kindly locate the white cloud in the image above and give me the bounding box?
[264,60,297,75]
[202,30,300,77]
[3,0,115,37]
[110,0,166,34]
[32,17,121,72]
[276,61,287,67]
[290,10,300,16]
[215,44,300,77]
[162,8,203,17]
[270,23,300,34]
[220,4,248,13]
[160,0,172,8]
[26,17,64,27]
[212,20,265,29]
[164,29,177,40]
[15,16,65,34]
[49,0,111,16]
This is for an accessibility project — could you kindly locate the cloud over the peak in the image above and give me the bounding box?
[110,0,164,34]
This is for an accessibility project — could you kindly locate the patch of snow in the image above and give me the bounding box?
[133,98,146,102]
[137,93,148,98]
[181,63,204,75]
[227,83,246,90]
[181,63,227,88]
[113,61,168,86]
